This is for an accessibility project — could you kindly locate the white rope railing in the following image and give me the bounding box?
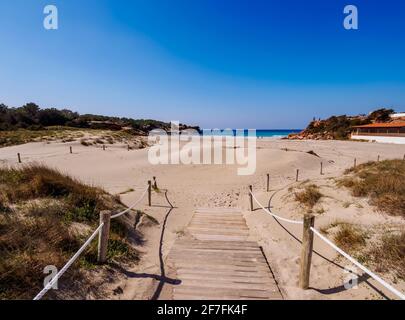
[33,185,149,300]
[250,190,303,225]
[250,190,405,300]
[33,223,104,300]
[311,227,405,300]
[111,187,149,219]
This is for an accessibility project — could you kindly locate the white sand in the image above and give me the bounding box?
[1,137,404,300]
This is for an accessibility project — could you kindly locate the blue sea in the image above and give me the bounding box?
[200,129,302,138]
[255,129,302,138]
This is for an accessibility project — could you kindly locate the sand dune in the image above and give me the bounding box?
[1,138,404,300]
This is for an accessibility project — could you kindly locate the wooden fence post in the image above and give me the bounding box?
[70,146,72,154]
[153,176,157,189]
[296,169,299,182]
[127,145,130,151]
[354,158,357,168]
[249,185,253,211]
[17,153,21,163]
[103,145,106,151]
[266,174,270,192]
[97,210,111,264]
[148,180,152,206]
[299,214,315,289]
[377,155,380,162]
[320,162,323,175]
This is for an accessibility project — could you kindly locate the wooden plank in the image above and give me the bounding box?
[179,279,272,291]
[177,273,276,285]
[173,293,262,300]
[188,228,249,235]
[191,234,248,241]
[170,250,264,259]
[171,248,262,255]
[169,256,267,266]
[168,259,271,270]
[173,285,280,299]
[190,220,247,225]
[191,218,246,222]
[176,268,271,277]
[174,240,259,247]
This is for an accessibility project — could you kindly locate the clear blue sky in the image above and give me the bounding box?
[1,0,405,129]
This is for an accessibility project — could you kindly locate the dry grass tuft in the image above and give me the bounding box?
[0,165,105,222]
[294,184,322,209]
[80,139,90,146]
[368,231,405,280]
[339,160,405,216]
[334,224,367,253]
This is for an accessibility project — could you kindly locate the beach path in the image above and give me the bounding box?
[166,208,283,300]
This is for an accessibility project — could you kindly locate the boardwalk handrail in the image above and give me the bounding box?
[33,185,149,300]
[249,189,405,300]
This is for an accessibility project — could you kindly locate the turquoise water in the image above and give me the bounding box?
[255,129,302,138]
[200,129,302,138]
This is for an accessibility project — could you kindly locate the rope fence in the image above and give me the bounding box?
[33,181,151,300]
[249,188,405,300]
[33,223,104,300]
[111,187,149,219]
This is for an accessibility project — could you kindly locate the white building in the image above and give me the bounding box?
[351,122,405,144]
[390,113,405,120]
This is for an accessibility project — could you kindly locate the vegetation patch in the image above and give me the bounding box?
[0,102,200,147]
[289,108,394,140]
[338,160,405,217]
[0,165,139,299]
[333,223,367,253]
[368,230,405,280]
[294,184,323,210]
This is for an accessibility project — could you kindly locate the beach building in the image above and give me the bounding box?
[390,112,405,120]
[351,122,405,144]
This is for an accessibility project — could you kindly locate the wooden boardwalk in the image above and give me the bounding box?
[166,208,283,300]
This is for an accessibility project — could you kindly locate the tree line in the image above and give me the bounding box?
[0,102,179,132]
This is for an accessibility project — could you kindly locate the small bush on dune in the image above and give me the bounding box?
[80,139,90,146]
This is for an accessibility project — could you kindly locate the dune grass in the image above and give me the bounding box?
[368,231,405,280]
[0,164,139,299]
[333,223,367,253]
[0,128,84,147]
[339,160,405,217]
[294,184,323,210]
[0,165,105,222]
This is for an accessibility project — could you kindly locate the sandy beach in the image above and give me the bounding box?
[1,137,404,300]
